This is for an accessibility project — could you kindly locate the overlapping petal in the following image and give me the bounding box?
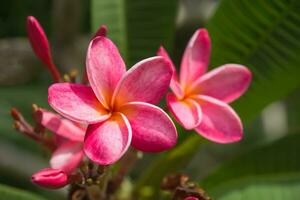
[120,102,177,152]
[50,141,83,174]
[113,56,172,108]
[180,29,211,88]
[48,83,110,124]
[167,93,202,130]
[157,46,184,98]
[35,109,85,141]
[86,36,126,108]
[84,113,132,165]
[193,95,243,143]
[188,64,252,103]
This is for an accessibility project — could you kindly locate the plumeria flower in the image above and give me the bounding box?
[158,29,251,143]
[48,36,178,165]
[36,109,85,173]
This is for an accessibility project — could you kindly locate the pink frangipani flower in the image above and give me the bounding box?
[36,109,85,174]
[158,29,251,143]
[48,36,177,165]
[32,168,68,189]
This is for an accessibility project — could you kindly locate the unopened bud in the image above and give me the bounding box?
[31,168,68,189]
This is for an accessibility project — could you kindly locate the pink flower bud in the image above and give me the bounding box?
[184,197,199,200]
[31,168,68,189]
[26,16,61,82]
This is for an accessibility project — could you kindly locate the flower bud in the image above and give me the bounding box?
[26,16,61,82]
[31,168,68,189]
[184,197,199,200]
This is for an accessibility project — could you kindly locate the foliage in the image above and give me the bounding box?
[201,133,300,199]
[0,183,46,200]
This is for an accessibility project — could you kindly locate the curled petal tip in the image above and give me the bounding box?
[93,25,108,38]
[184,197,199,200]
[31,168,68,189]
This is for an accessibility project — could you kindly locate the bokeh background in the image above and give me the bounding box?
[1,0,300,199]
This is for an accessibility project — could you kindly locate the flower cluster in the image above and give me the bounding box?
[11,15,251,198]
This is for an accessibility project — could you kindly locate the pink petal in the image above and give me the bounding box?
[188,64,252,103]
[50,141,84,174]
[93,25,107,38]
[31,168,68,189]
[86,36,126,108]
[157,46,184,98]
[112,56,172,108]
[167,93,202,130]
[35,109,85,141]
[193,95,243,143]
[180,29,211,88]
[120,102,177,152]
[48,83,110,124]
[26,16,61,82]
[84,113,132,165]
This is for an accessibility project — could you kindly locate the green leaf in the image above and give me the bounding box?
[208,0,300,122]
[213,178,300,200]
[0,183,46,200]
[91,0,178,66]
[134,0,300,198]
[201,133,300,199]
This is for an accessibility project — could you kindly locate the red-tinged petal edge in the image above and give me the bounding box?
[93,25,107,38]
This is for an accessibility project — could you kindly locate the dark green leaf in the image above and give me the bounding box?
[0,183,46,200]
[91,0,178,66]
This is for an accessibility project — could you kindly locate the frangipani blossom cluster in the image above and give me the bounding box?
[48,36,178,165]
[31,109,85,188]
[15,15,251,197]
[159,29,251,143]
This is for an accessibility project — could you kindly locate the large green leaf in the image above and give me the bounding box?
[91,0,178,66]
[214,178,300,200]
[200,133,300,199]
[208,0,300,122]
[134,0,300,198]
[0,184,46,200]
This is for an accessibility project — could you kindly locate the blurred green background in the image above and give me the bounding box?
[1,0,300,199]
